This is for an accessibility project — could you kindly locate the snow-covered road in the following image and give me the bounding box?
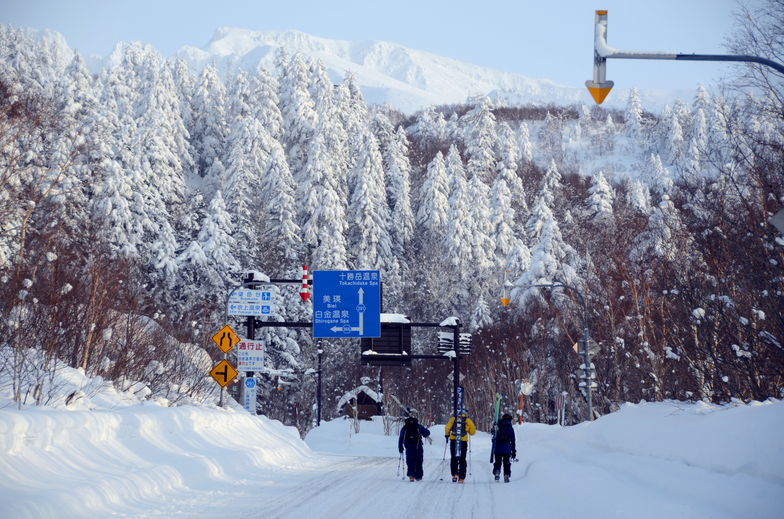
[243,456,497,519]
[140,442,780,519]
[138,454,505,519]
[2,398,783,519]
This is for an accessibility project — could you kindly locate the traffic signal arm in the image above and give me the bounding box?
[587,10,784,104]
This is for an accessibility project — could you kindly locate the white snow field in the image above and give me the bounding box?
[2,375,783,519]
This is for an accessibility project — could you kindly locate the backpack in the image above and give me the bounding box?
[404,417,420,444]
[495,420,511,444]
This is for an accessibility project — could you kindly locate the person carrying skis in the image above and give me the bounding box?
[398,410,431,481]
[492,413,517,482]
[444,412,476,482]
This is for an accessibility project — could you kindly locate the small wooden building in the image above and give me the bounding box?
[337,385,382,420]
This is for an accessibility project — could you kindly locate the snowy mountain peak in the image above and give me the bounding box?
[174,27,697,114]
[38,23,695,115]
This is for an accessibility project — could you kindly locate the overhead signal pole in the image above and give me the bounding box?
[586,9,784,105]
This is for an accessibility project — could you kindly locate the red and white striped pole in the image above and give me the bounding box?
[299,266,310,302]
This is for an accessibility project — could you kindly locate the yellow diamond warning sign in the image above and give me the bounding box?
[211,324,240,353]
[210,359,239,388]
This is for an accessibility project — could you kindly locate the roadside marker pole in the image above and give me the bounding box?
[299,266,310,302]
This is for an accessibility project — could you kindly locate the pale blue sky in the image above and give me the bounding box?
[3,0,749,92]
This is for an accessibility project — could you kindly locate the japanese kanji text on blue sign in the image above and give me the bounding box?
[313,270,381,338]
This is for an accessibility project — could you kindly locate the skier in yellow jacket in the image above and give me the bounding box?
[444,412,476,482]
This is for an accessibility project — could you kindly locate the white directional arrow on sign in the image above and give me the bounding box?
[356,288,365,335]
[329,288,367,334]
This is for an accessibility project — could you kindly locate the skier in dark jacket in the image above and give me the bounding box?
[398,412,431,481]
[492,413,517,482]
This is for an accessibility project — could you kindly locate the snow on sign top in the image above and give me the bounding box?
[439,316,459,327]
[380,313,410,323]
[594,19,677,60]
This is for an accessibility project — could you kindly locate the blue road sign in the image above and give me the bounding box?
[313,270,381,338]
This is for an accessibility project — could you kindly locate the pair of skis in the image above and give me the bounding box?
[454,386,465,457]
[490,392,501,462]
[390,393,432,445]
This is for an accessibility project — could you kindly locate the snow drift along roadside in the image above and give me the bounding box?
[0,402,314,518]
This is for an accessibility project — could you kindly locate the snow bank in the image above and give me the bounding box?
[0,371,314,519]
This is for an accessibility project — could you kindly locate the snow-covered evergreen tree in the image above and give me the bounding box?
[252,67,284,141]
[407,106,441,147]
[347,130,393,271]
[504,238,532,279]
[488,171,516,265]
[640,153,673,203]
[469,296,493,332]
[279,53,317,181]
[630,195,694,265]
[191,64,228,177]
[56,50,97,120]
[298,134,348,271]
[624,86,644,140]
[539,158,563,208]
[442,145,472,274]
[525,194,555,247]
[416,151,450,242]
[511,215,581,311]
[466,169,495,289]
[516,121,534,165]
[538,112,563,163]
[463,95,497,182]
[668,107,685,167]
[625,179,652,215]
[385,127,415,262]
[586,171,614,220]
[261,144,301,270]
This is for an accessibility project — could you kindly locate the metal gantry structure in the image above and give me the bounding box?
[216,270,470,428]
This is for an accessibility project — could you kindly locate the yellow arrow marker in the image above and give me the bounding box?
[211,324,240,353]
[210,359,239,388]
[585,80,614,105]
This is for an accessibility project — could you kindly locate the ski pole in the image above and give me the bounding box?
[397,451,403,477]
[439,437,448,480]
[468,433,472,476]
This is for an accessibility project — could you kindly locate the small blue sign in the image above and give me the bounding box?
[313,270,381,338]
[245,378,256,389]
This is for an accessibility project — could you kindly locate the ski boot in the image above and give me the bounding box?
[452,475,458,483]
[495,475,500,482]
[458,478,464,483]
[504,475,510,483]
[410,477,415,482]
